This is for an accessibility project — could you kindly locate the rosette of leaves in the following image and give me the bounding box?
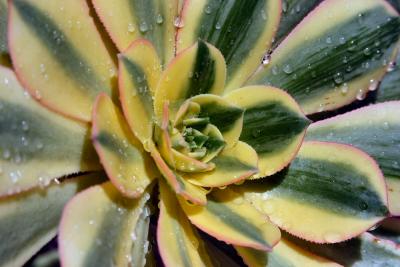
[0,0,400,266]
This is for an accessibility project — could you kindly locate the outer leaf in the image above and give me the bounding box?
[247,0,400,115]
[0,66,100,196]
[179,188,281,251]
[273,0,323,49]
[0,173,102,267]
[8,0,117,121]
[59,182,151,267]
[154,40,226,119]
[92,0,178,65]
[240,141,388,243]
[0,0,7,60]
[92,94,157,198]
[157,181,213,267]
[225,86,310,177]
[376,48,400,102]
[177,0,281,91]
[236,238,340,267]
[119,39,162,144]
[293,232,400,266]
[306,102,400,215]
[186,141,258,187]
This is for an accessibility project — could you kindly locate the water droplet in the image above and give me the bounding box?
[318,103,325,112]
[260,10,267,20]
[359,201,368,211]
[383,121,390,130]
[156,14,164,24]
[333,72,344,84]
[295,4,301,13]
[127,23,135,33]
[215,22,221,30]
[340,83,349,95]
[325,36,332,44]
[387,61,396,72]
[356,89,366,100]
[174,17,184,29]
[204,5,212,14]
[21,121,29,131]
[262,53,271,66]
[363,47,372,56]
[3,77,9,85]
[339,36,346,44]
[9,170,22,184]
[283,64,293,74]
[368,79,378,91]
[282,1,288,13]
[139,21,149,33]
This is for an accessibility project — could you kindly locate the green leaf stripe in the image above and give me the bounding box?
[185,41,216,98]
[120,56,153,115]
[376,49,400,102]
[249,6,400,108]
[291,233,400,266]
[12,0,109,97]
[0,100,96,162]
[262,156,388,218]
[127,0,167,64]
[0,0,7,57]
[194,0,268,81]
[0,175,101,267]
[93,131,143,163]
[206,197,268,247]
[198,100,243,134]
[306,102,400,180]
[239,101,310,155]
[273,0,323,49]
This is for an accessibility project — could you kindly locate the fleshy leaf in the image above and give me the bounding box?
[92,0,178,65]
[240,141,388,243]
[225,86,310,177]
[59,182,151,267]
[0,0,8,62]
[306,102,400,215]
[154,40,226,119]
[186,141,258,187]
[236,238,340,267]
[119,39,162,144]
[247,0,400,114]
[92,94,156,198]
[157,181,213,267]
[179,188,281,251]
[177,0,281,91]
[0,66,100,196]
[8,0,117,121]
[376,48,400,102]
[273,0,323,49]
[290,232,400,266]
[191,94,244,148]
[0,173,102,267]
[149,142,208,205]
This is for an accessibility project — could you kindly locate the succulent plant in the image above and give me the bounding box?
[0,0,400,266]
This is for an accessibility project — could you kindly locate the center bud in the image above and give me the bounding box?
[154,98,226,173]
